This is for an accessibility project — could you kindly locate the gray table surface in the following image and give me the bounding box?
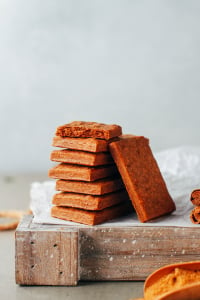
[0,174,144,300]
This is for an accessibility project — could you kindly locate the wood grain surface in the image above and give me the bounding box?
[15,215,200,286]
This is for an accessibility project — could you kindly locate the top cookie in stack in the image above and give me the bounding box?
[49,121,132,225]
[55,121,122,140]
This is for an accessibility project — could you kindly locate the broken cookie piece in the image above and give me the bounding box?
[55,121,122,140]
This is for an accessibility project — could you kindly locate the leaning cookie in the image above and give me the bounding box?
[109,135,175,222]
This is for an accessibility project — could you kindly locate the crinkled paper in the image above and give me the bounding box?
[30,146,200,227]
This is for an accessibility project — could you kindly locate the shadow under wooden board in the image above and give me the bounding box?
[15,215,200,286]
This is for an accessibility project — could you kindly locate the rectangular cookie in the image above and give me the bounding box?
[49,163,118,182]
[56,177,124,195]
[52,189,129,210]
[50,149,113,166]
[109,135,176,222]
[51,201,133,225]
[52,136,109,152]
[55,121,122,140]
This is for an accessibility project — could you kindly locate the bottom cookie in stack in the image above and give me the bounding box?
[51,200,132,226]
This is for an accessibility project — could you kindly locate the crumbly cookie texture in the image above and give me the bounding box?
[55,121,122,140]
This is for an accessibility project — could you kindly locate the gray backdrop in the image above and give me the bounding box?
[1,0,200,173]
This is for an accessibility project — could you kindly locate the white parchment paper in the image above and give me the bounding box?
[30,146,200,227]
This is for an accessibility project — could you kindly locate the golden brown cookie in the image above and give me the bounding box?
[50,149,113,166]
[51,201,132,225]
[55,121,122,140]
[52,136,109,152]
[56,176,124,195]
[52,189,129,210]
[109,135,175,222]
[49,163,118,181]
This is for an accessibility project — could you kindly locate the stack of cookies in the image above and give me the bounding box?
[49,121,132,225]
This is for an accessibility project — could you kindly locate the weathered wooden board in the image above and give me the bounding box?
[15,215,200,286]
[15,216,78,285]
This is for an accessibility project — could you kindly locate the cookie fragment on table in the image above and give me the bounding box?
[109,135,176,222]
[55,121,122,140]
